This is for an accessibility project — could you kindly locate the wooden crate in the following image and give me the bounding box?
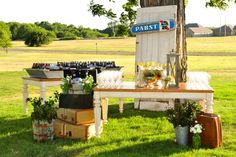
[57,108,94,125]
[54,119,103,141]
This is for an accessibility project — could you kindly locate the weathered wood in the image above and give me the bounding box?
[176,0,187,82]
[140,0,177,7]
[135,6,177,65]
[140,0,188,82]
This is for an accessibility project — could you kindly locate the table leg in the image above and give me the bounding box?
[101,98,108,124]
[40,83,46,102]
[206,93,214,113]
[199,99,207,112]
[119,98,124,113]
[134,98,140,109]
[94,92,102,137]
[23,82,29,114]
[168,99,175,109]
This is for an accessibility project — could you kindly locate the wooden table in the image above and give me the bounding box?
[93,82,214,137]
[22,77,62,113]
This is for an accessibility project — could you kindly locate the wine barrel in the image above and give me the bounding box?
[32,120,55,142]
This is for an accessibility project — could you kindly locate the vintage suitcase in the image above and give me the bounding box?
[59,93,93,109]
[54,119,103,140]
[57,108,94,125]
[197,113,223,148]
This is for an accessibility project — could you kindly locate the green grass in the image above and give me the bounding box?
[187,36,236,53]
[8,36,236,53]
[0,49,236,156]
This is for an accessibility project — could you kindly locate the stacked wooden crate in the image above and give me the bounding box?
[54,108,102,141]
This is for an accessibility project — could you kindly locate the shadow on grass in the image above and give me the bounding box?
[93,140,190,157]
[108,103,166,119]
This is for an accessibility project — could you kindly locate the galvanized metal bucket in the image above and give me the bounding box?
[175,126,189,146]
[32,120,55,142]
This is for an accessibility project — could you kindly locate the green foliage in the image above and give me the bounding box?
[166,101,202,128]
[60,76,72,94]
[89,0,117,19]
[7,22,21,40]
[206,0,236,9]
[24,27,56,47]
[82,75,96,94]
[27,91,59,123]
[16,23,38,40]
[120,0,138,27]
[116,24,129,37]
[0,21,12,53]
[89,0,137,37]
[35,21,53,31]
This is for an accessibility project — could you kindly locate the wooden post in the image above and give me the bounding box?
[176,0,187,82]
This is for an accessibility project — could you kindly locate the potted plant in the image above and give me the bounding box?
[166,101,202,146]
[59,75,96,109]
[27,91,59,142]
[82,75,96,94]
[190,121,203,148]
[163,75,173,88]
[60,76,72,94]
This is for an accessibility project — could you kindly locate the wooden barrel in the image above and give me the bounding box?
[32,120,55,142]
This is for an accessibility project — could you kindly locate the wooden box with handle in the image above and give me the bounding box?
[54,119,103,141]
[57,108,94,125]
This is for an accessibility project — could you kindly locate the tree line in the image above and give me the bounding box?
[0,20,131,51]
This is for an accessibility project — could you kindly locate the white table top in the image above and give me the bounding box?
[94,82,214,93]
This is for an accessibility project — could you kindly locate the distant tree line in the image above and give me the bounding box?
[0,20,130,49]
[7,21,109,41]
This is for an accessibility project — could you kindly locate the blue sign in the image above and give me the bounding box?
[131,19,175,34]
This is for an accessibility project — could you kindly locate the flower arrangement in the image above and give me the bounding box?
[137,61,165,88]
[190,121,203,148]
[82,75,96,94]
[60,76,72,94]
[163,75,173,88]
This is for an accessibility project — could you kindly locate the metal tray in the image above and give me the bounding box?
[26,68,64,78]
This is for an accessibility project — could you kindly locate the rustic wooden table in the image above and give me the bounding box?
[22,77,62,113]
[93,82,214,137]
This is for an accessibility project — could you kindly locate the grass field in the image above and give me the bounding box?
[8,36,236,54]
[0,39,236,157]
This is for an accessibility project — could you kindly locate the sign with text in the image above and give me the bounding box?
[131,19,175,34]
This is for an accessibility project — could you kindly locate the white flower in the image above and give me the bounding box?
[190,123,203,134]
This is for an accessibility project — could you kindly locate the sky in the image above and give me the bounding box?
[0,0,236,29]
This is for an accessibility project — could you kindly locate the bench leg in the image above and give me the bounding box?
[134,98,140,109]
[206,93,214,113]
[23,83,29,114]
[119,98,124,113]
[101,98,108,124]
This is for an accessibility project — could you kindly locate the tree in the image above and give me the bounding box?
[7,22,21,40]
[0,21,12,53]
[116,24,129,37]
[35,21,53,31]
[89,0,138,36]
[17,23,37,40]
[24,28,55,47]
